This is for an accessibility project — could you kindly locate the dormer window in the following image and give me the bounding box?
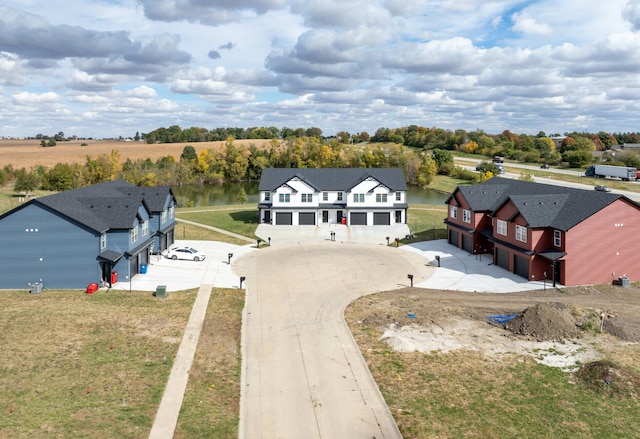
[450,206,457,219]
[554,230,561,247]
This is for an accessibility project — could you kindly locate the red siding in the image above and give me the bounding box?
[563,199,640,285]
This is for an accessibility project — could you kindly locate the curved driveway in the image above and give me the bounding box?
[233,242,433,439]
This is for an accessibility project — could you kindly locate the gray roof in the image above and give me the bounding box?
[259,168,407,192]
[452,177,626,231]
[10,179,175,234]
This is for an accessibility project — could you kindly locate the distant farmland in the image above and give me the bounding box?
[0,139,272,169]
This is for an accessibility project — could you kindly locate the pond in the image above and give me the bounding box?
[172,181,448,207]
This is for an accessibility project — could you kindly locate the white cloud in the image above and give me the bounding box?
[511,11,552,36]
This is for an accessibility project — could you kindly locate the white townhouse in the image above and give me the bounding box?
[258,168,408,226]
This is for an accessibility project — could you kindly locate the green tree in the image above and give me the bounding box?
[45,163,76,191]
[417,153,438,188]
[237,188,247,204]
[14,169,39,196]
[180,145,197,162]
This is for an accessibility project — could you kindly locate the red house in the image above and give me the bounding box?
[445,177,640,286]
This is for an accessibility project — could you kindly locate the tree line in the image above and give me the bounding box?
[2,137,461,194]
[5,124,640,194]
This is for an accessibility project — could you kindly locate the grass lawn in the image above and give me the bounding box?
[0,288,197,438]
[0,286,242,439]
[176,205,259,241]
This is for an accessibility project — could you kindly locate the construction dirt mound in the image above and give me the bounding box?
[504,302,579,341]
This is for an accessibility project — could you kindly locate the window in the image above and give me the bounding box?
[497,219,507,236]
[463,209,471,224]
[161,210,167,224]
[450,205,457,219]
[322,192,328,201]
[516,225,527,243]
[396,192,401,201]
[337,192,343,201]
[353,193,364,203]
[130,226,138,244]
[301,194,313,203]
[279,193,291,203]
[142,220,149,236]
[376,193,387,203]
[169,205,174,219]
[100,233,107,250]
[264,192,270,201]
[554,230,561,247]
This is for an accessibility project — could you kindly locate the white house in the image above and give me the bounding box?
[258,168,408,226]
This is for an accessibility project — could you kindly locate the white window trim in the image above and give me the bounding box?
[322,192,328,201]
[497,219,507,236]
[450,205,457,219]
[142,220,149,236]
[353,193,364,203]
[264,192,270,201]
[554,230,561,247]
[130,227,138,244]
[376,193,387,203]
[516,225,527,243]
[463,209,471,224]
[396,192,401,201]
[169,205,174,219]
[279,193,291,203]
[337,192,343,201]
[100,233,107,250]
[161,210,167,225]
[301,193,313,203]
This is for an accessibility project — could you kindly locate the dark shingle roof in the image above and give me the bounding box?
[28,179,172,233]
[455,177,625,231]
[259,168,407,192]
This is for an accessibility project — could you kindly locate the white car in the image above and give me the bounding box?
[165,246,206,261]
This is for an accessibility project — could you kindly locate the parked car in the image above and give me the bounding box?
[165,246,206,261]
[594,185,612,192]
[540,164,549,169]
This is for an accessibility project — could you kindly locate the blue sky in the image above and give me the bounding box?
[1,0,640,139]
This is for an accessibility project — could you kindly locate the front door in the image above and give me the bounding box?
[322,210,329,223]
[395,210,402,223]
[264,210,271,223]
[337,210,343,223]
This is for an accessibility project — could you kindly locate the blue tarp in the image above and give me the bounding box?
[488,314,517,324]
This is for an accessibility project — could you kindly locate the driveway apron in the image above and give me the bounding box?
[233,242,433,439]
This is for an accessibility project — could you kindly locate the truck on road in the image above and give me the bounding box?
[585,165,639,181]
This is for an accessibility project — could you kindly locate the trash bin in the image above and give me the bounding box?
[341,217,346,225]
[30,282,43,294]
[140,263,148,274]
[619,276,630,287]
[111,271,117,284]
[86,283,99,294]
[154,285,167,298]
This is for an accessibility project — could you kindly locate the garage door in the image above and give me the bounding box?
[514,255,529,279]
[496,248,509,270]
[373,212,390,225]
[462,234,472,253]
[299,212,315,225]
[275,212,292,225]
[449,230,459,247]
[350,212,367,225]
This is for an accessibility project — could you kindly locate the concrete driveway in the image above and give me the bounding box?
[233,242,433,439]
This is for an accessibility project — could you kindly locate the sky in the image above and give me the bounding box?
[2,0,640,139]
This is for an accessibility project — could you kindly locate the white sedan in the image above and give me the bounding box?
[165,246,206,261]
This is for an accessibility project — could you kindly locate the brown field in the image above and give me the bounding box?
[0,139,273,169]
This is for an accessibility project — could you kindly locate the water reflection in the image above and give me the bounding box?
[172,181,447,207]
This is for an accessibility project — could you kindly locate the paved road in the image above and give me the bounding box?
[233,242,434,439]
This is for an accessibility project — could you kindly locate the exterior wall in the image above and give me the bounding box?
[0,204,100,289]
[263,176,406,226]
[563,200,640,285]
[151,195,176,252]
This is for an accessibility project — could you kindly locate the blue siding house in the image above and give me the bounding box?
[0,179,177,290]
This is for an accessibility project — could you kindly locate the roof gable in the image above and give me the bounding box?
[457,177,627,231]
[6,179,165,233]
[259,168,407,192]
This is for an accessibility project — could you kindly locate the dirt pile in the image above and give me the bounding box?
[504,302,579,341]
